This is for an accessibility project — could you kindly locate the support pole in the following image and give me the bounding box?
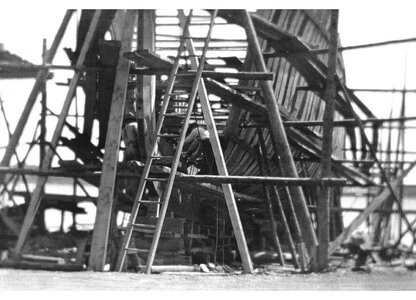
[88,10,136,272]
[12,11,102,256]
[0,10,74,186]
[240,10,318,250]
[313,10,339,272]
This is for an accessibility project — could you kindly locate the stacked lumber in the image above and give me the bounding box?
[131,217,191,265]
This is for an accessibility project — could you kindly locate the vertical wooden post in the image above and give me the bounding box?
[88,10,136,272]
[314,10,339,272]
[240,10,318,250]
[40,38,47,164]
[137,10,156,156]
[0,10,74,186]
[38,38,48,232]
[13,11,102,256]
[397,89,406,242]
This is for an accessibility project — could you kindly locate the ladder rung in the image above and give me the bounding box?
[157,134,179,138]
[126,248,149,254]
[163,112,187,117]
[132,223,156,229]
[145,177,169,182]
[151,156,175,165]
[151,155,174,159]
[134,228,155,234]
[169,92,190,96]
[168,99,190,102]
[137,199,162,204]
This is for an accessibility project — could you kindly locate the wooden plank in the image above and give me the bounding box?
[88,10,136,272]
[175,181,263,203]
[205,79,267,114]
[133,216,185,234]
[0,10,74,186]
[124,49,174,70]
[12,11,102,256]
[178,10,253,274]
[173,174,346,186]
[177,70,274,81]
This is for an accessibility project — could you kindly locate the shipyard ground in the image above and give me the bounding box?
[1,265,415,290]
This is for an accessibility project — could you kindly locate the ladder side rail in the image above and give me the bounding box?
[144,9,217,274]
[115,11,194,271]
[178,9,254,273]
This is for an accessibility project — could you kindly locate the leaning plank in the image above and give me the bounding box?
[178,10,253,274]
[88,10,136,272]
[241,10,318,249]
[328,160,416,255]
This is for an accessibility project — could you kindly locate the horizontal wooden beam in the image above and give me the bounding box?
[176,70,273,80]
[158,174,347,186]
[0,167,346,186]
[308,205,416,215]
[283,116,416,127]
[349,88,416,93]
[243,116,416,128]
[266,37,416,57]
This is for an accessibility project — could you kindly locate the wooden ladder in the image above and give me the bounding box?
[116,9,253,274]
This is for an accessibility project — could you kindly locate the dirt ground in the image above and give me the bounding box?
[1,265,416,290]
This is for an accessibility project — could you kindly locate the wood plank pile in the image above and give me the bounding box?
[131,217,192,265]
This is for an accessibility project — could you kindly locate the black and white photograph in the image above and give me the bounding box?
[1,0,416,291]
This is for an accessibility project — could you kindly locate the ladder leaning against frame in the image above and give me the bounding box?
[115,9,254,274]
